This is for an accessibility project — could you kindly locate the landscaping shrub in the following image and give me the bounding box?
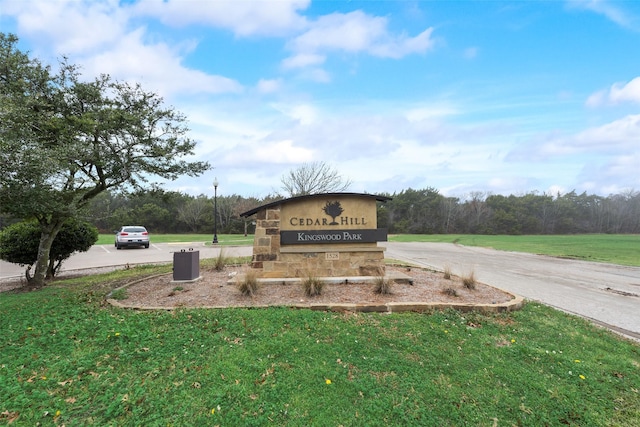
[373,276,393,294]
[236,268,259,296]
[213,249,228,271]
[302,275,324,297]
[443,264,452,280]
[0,218,98,278]
[462,270,477,290]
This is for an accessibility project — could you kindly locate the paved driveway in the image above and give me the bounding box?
[0,243,253,279]
[382,242,640,342]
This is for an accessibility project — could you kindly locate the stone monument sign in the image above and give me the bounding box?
[240,193,391,279]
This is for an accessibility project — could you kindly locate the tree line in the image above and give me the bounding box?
[5,186,633,236]
[377,188,640,235]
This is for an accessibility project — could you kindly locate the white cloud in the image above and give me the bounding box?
[587,77,640,107]
[567,0,636,29]
[487,177,531,191]
[547,185,568,197]
[221,139,314,166]
[370,28,435,59]
[282,53,326,70]
[558,114,640,153]
[284,10,435,67]
[586,90,606,107]
[290,11,387,53]
[513,114,640,159]
[131,0,310,37]
[608,77,640,103]
[256,79,282,94]
[577,152,640,194]
[288,105,318,126]
[270,103,319,125]
[81,29,243,97]
[2,0,243,99]
[4,0,127,56]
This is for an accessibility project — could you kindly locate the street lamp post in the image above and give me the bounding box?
[212,177,219,244]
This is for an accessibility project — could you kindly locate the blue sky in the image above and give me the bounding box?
[1,0,639,199]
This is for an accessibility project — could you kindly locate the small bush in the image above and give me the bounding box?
[237,269,259,297]
[0,218,98,278]
[373,276,393,295]
[302,275,324,297]
[442,287,458,297]
[443,265,452,280]
[462,271,477,290]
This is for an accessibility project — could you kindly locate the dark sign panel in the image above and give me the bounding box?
[281,228,388,245]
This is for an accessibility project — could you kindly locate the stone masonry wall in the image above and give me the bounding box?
[250,205,385,279]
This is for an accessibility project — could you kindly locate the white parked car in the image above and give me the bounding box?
[115,226,150,249]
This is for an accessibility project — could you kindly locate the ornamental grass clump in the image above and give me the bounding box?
[302,275,324,297]
[373,276,393,295]
[443,264,452,280]
[214,250,228,271]
[237,269,259,297]
[462,270,477,290]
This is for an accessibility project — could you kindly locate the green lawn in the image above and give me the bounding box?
[389,234,640,267]
[1,262,639,426]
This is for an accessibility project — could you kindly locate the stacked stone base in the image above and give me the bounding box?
[251,246,385,279]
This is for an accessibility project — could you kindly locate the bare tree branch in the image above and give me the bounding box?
[280,161,352,197]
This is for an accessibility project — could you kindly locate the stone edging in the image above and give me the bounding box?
[107,275,525,314]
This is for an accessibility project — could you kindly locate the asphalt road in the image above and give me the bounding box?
[1,241,638,342]
[381,242,640,342]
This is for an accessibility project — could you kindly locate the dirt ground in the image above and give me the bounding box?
[111,265,515,309]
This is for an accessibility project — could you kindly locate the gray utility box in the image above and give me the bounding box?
[173,249,200,281]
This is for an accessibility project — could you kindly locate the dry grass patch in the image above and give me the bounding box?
[443,264,452,280]
[302,275,324,297]
[462,270,477,290]
[373,276,393,295]
[213,250,228,271]
[236,268,259,297]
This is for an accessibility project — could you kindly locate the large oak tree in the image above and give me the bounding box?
[0,33,210,286]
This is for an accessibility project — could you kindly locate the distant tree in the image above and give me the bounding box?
[441,196,460,233]
[85,191,129,232]
[0,33,210,286]
[461,191,491,233]
[216,195,237,233]
[177,196,210,232]
[231,195,261,236]
[386,188,444,233]
[280,161,352,197]
[0,219,98,279]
